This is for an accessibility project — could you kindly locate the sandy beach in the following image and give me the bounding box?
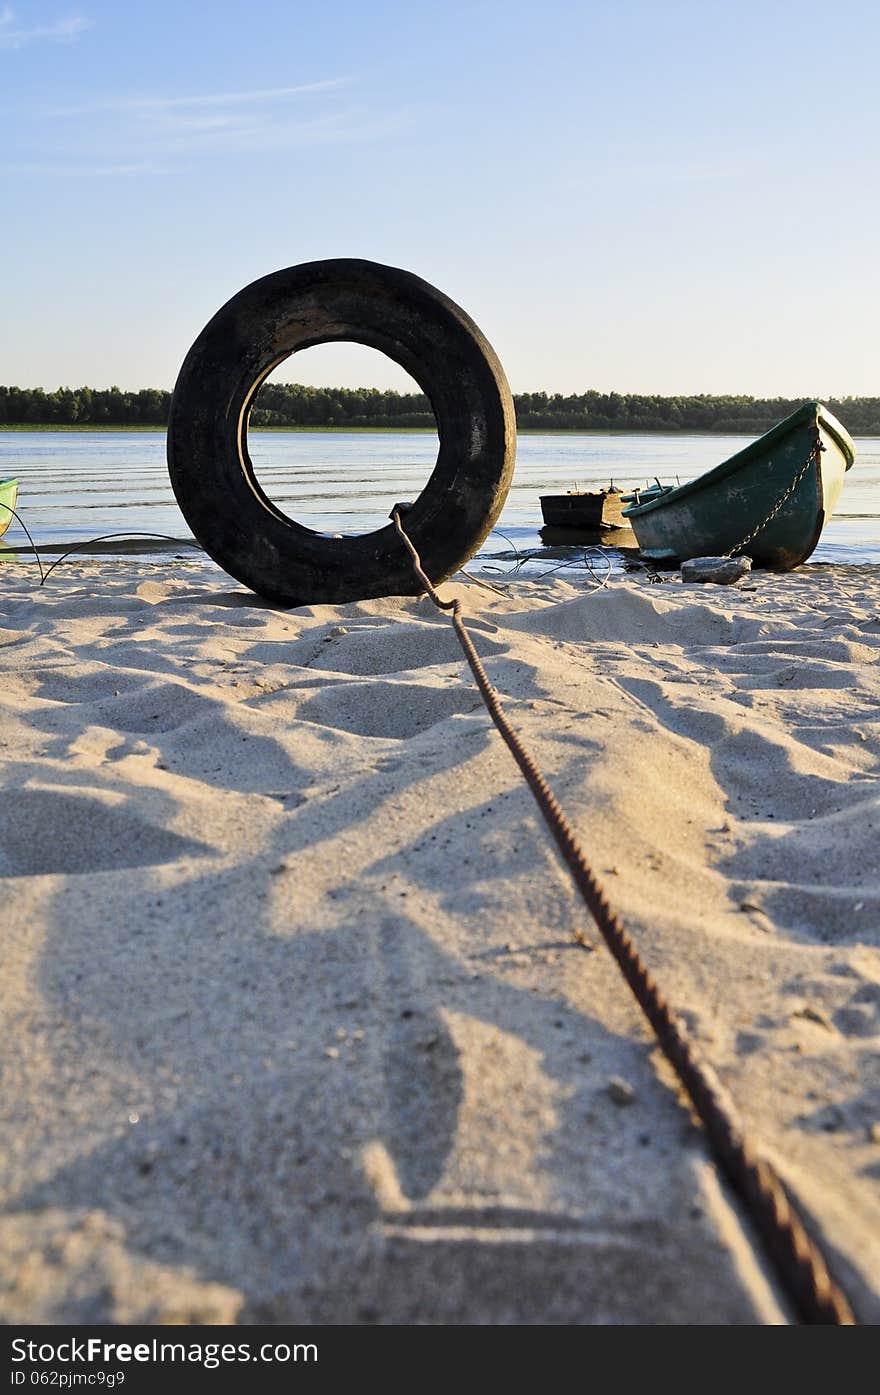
[0,555,878,1324]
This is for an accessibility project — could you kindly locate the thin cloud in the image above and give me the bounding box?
[48,79,351,118]
[567,156,753,191]
[642,161,750,183]
[24,76,411,170]
[133,107,409,157]
[19,107,410,172]
[3,160,156,176]
[0,7,91,49]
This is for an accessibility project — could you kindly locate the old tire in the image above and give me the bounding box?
[166,259,516,606]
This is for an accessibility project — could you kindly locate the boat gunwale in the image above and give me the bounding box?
[621,402,855,519]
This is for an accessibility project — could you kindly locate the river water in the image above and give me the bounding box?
[1,429,878,571]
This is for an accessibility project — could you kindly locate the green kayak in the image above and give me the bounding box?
[621,403,855,570]
[0,478,18,538]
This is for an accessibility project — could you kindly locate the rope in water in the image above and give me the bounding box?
[391,507,855,1326]
[0,502,47,582]
[0,498,193,585]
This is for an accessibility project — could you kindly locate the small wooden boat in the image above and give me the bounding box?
[0,478,18,538]
[540,484,629,531]
[621,403,855,570]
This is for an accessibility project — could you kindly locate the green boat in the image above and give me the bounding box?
[0,478,18,538]
[621,403,855,570]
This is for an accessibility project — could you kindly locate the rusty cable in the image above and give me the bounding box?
[391,507,855,1326]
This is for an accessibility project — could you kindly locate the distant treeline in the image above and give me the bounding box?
[2,383,878,434]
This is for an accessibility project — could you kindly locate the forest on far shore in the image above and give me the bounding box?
[1,383,878,434]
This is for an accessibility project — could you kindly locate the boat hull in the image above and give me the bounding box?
[622,404,854,571]
[540,489,628,530]
[0,479,18,538]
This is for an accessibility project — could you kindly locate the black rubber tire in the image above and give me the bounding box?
[166,259,516,606]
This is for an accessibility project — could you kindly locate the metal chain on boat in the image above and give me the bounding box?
[391,507,855,1325]
[727,432,824,557]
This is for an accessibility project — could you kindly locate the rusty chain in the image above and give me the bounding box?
[392,507,855,1325]
[727,432,823,558]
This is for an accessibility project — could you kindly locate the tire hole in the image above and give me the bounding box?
[247,344,440,537]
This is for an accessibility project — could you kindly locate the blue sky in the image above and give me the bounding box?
[3,0,879,395]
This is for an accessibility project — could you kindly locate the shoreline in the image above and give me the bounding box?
[3,423,869,437]
[0,558,878,1322]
